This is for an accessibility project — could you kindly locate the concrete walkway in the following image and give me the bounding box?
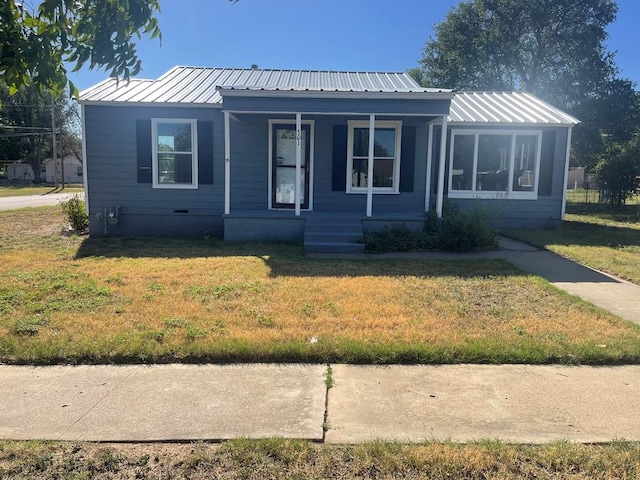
[1,364,639,443]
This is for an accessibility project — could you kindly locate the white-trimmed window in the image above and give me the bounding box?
[448,130,542,200]
[151,118,198,189]
[347,120,402,193]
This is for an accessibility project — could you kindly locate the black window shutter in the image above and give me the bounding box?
[399,125,416,193]
[136,120,152,183]
[538,130,556,196]
[332,125,348,191]
[197,121,214,185]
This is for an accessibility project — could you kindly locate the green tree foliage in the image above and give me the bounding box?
[0,83,81,182]
[417,0,639,170]
[0,0,161,97]
[596,137,640,205]
[420,0,616,100]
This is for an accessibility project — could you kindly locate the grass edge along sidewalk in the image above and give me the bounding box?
[1,439,640,479]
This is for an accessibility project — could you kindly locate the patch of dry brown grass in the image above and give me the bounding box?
[1,208,639,364]
[1,440,639,479]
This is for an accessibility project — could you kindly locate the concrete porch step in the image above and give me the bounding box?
[305,232,363,244]
[303,218,364,254]
[304,241,365,254]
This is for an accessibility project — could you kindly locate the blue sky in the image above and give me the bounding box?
[72,0,640,92]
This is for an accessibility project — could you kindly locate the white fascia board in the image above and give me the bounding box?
[446,121,577,127]
[217,89,454,101]
[223,110,441,117]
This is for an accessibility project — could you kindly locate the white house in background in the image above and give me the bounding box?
[6,161,35,181]
[5,157,83,183]
[42,156,83,184]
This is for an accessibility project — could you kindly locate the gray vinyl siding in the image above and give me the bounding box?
[85,105,225,236]
[228,115,432,215]
[85,101,570,236]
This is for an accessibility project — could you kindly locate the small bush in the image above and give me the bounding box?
[364,225,417,253]
[60,194,88,232]
[438,203,498,252]
[364,203,497,253]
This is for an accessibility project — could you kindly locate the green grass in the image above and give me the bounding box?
[1,439,640,479]
[0,184,83,197]
[506,207,640,285]
[1,207,640,365]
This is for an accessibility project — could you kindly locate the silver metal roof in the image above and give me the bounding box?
[449,92,579,125]
[79,67,579,126]
[79,66,447,104]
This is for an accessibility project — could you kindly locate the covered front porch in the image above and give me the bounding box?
[218,88,453,251]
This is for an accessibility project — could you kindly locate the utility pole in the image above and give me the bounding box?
[51,98,58,188]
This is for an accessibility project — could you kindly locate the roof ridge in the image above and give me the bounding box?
[170,65,415,75]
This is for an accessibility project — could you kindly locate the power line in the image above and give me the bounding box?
[0,132,52,138]
[0,124,51,130]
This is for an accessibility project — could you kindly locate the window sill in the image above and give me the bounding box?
[152,184,199,190]
[346,189,400,195]
[448,191,538,201]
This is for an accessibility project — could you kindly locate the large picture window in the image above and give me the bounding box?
[347,120,402,193]
[151,119,198,189]
[448,130,542,199]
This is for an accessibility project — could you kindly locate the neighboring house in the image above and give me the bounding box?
[42,156,84,184]
[79,66,579,252]
[5,157,83,184]
[6,161,35,182]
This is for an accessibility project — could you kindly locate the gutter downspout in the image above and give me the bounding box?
[224,111,231,215]
[295,113,302,216]
[80,104,89,214]
[435,115,448,218]
[560,126,573,220]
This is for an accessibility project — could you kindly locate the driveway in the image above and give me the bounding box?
[0,192,84,211]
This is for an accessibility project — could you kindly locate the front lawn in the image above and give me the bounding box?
[1,207,639,365]
[506,208,640,285]
[2,440,640,479]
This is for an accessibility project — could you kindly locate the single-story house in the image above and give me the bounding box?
[5,157,83,184]
[42,156,84,184]
[79,66,579,252]
[5,161,35,182]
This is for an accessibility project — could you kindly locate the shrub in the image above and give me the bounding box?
[438,203,498,252]
[363,224,417,253]
[596,139,640,205]
[364,203,497,253]
[60,194,89,232]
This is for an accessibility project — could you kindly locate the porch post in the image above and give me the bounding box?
[224,110,230,215]
[366,114,375,217]
[295,113,302,216]
[425,122,434,212]
[560,126,573,220]
[435,114,448,218]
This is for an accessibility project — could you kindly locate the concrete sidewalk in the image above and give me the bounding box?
[0,364,327,442]
[1,364,639,443]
